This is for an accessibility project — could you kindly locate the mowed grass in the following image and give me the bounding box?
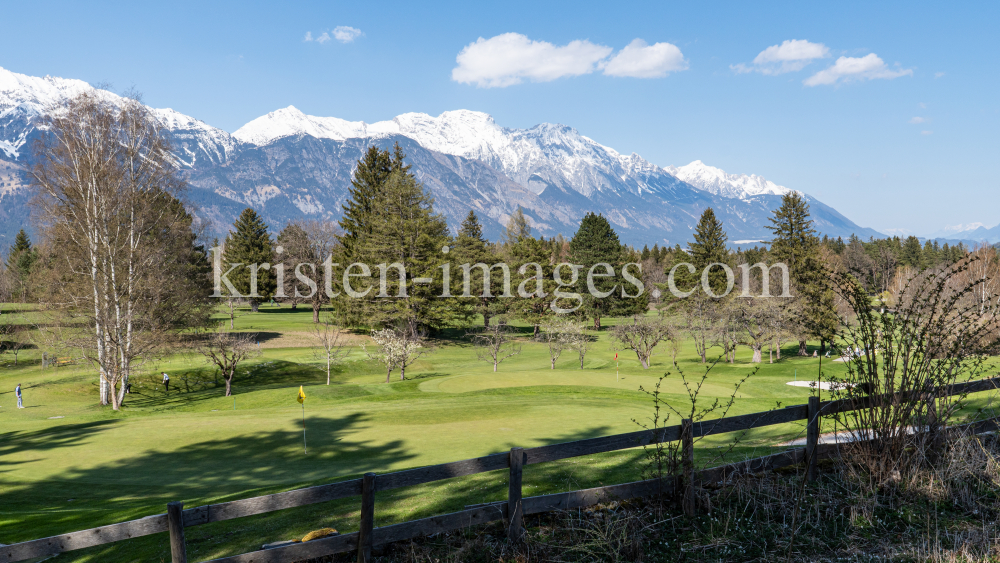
[2,305,994,562]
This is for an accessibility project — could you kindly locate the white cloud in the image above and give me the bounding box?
[732,39,829,75]
[601,39,688,78]
[333,26,363,43]
[452,33,613,88]
[303,26,362,45]
[909,116,926,124]
[921,130,933,135]
[804,53,912,86]
[934,71,946,78]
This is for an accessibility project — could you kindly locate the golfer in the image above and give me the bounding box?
[15,383,23,408]
[162,372,170,393]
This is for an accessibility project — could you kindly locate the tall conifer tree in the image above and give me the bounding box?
[222,208,275,312]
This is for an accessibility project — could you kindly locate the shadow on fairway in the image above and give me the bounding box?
[0,420,118,471]
[0,411,415,541]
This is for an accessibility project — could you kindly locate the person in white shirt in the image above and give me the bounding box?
[15,383,23,408]
[162,372,170,393]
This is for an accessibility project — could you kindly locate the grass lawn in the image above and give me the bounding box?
[1,305,995,561]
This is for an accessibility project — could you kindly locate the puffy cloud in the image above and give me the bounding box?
[452,33,613,88]
[601,39,687,78]
[804,53,912,86]
[909,116,926,124]
[333,26,363,43]
[303,26,362,45]
[732,39,829,75]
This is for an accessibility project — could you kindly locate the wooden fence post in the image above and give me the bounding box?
[681,419,695,517]
[508,447,524,542]
[357,472,376,563]
[807,396,819,482]
[166,502,187,563]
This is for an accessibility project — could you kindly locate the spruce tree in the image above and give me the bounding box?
[453,210,503,327]
[689,208,730,295]
[766,192,834,354]
[339,143,409,258]
[222,208,275,312]
[570,213,637,329]
[6,229,37,302]
[901,236,923,268]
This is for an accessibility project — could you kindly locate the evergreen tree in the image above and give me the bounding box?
[766,192,834,354]
[640,244,651,261]
[339,143,409,258]
[222,208,275,312]
[339,161,452,329]
[6,229,37,301]
[901,236,923,268]
[570,213,638,329]
[452,210,503,327]
[922,240,938,269]
[689,208,730,295]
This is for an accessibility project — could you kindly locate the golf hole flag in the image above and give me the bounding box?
[297,386,306,404]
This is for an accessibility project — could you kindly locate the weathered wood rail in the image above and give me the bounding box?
[4,375,998,563]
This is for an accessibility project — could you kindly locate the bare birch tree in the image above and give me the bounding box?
[31,91,212,409]
[313,313,350,385]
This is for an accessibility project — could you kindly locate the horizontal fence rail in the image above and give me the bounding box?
[4,374,999,563]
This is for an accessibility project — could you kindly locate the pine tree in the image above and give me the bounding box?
[689,208,730,295]
[640,244,651,261]
[222,208,275,312]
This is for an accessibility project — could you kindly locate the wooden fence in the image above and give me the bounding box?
[4,375,999,563]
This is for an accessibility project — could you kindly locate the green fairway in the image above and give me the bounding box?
[2,305,992,561]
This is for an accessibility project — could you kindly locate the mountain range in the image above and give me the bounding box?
[0,65,885,247]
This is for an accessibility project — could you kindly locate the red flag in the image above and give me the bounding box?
[614,353,618,360]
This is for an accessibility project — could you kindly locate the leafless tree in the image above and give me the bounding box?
[31,91,212,409]
[313,313,351,385]
[365,325,428,382]
[610,316,675,369]
[0,313,28,366]
[540,318,573,369]
[200,329,261,396]
[470,319,521,372]
[300,220,341,323]
[963,244,1000,316]
[561,321,593,369]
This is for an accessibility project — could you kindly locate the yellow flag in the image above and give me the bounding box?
[297,385,306,404]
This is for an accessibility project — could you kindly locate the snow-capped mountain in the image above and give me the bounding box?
[0,66,238,167]
[666,160,792,200]
[0,65,885,246]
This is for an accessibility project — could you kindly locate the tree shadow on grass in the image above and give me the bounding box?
[0,411,416,543]
[0,420,118,472]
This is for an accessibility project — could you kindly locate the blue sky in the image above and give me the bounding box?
[3,0,997,236]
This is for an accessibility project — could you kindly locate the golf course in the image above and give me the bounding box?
[3,303,988,562]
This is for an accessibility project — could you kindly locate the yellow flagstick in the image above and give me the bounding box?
[297,386,307,454]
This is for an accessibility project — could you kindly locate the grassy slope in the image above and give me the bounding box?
[1,305,991,562]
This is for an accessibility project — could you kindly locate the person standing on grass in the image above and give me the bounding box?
[162,372,170,393]
[15,383,23,408]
